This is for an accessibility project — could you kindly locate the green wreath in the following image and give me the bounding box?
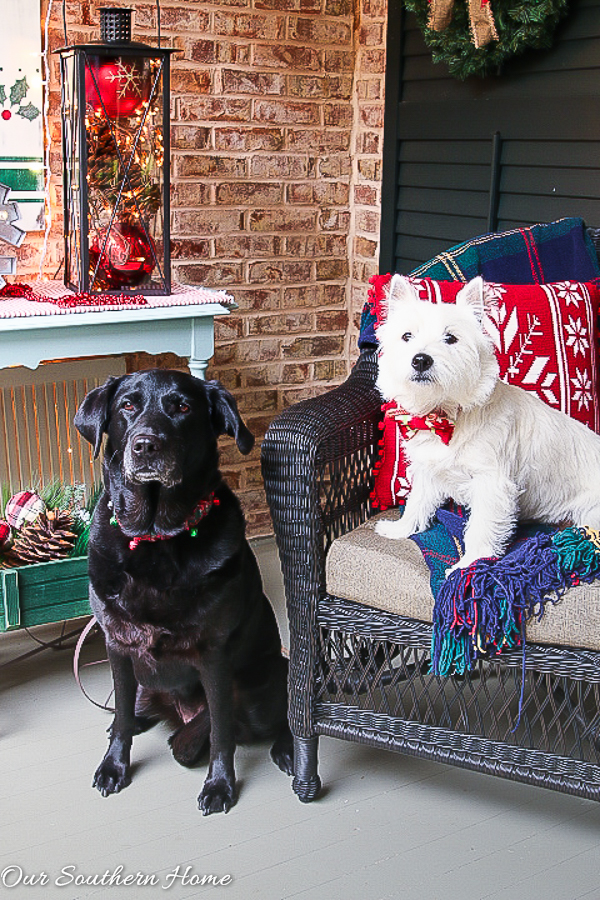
[404,0,570,80]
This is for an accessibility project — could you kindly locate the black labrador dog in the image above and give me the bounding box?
[74,369,293,815]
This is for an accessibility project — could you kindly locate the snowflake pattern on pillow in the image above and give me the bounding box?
[484,280,600,429]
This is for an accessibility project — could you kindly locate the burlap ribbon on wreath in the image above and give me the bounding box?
[428,0,499,48]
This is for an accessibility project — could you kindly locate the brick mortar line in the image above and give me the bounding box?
[171,114,356,123]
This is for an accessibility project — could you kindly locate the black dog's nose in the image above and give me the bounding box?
[132,434,162,459]
[412,353,434,374]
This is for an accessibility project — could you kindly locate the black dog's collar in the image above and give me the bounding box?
[109,492,220,550]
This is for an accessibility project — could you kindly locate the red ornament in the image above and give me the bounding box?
[89,222,156,290]
[0,519,10,548]
[85,56,150,120]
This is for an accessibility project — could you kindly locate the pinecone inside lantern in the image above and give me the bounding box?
[6,509,78,567]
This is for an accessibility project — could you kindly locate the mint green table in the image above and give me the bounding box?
[0,294,232,378]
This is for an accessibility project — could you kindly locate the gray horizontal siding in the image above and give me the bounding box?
[381,0,600,274]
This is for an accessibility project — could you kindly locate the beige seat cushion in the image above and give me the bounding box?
[325,510,600,652]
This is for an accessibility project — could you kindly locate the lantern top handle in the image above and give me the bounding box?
[99,7,134,44]
[55,5,177,55]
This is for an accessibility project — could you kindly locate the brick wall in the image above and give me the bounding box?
[22,0,386,534]
[351,0,387,353]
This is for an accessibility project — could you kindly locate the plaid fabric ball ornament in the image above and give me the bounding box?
[4,491,46,530]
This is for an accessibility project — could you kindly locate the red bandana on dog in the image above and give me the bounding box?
[385,403,455,445]
[110,493,220,550]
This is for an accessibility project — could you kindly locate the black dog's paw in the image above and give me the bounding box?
[93,757,131,797]
[198,776,237,816]
[270,730,294,776]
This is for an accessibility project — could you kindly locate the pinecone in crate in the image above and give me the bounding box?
[5,509,77,567]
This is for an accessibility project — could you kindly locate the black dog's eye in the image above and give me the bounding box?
[444,333,458,345]
[178,402,191,414]
[402,332,412,342]
[120,399,136,412]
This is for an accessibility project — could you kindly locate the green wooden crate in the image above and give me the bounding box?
[0,556,91,632]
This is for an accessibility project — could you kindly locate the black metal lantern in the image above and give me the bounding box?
[58,8,173,294]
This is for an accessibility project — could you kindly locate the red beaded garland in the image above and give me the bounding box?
[54,291,148,308]
[0,283,35,298]
[0,283,148,307]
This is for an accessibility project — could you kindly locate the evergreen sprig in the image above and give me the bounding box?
[87,118,163,226]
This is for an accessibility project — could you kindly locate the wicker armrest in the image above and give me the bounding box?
[261,350,381,737]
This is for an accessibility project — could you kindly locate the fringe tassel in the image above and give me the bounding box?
[431,531,586,677]
[426,523,600,731]
[552,527,600,583]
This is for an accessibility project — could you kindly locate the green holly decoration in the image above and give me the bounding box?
[17,102,40,122]
[9,77,28,106]
[0,77,40,122]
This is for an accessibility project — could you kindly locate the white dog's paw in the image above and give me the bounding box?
[445,560,466,577]
[375,518,414,540]
[445,548,496,577]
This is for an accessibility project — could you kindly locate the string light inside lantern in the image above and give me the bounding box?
[57,7,174,294]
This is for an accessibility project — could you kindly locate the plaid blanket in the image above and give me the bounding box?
[359,217,600,349]
[411,509,600,677]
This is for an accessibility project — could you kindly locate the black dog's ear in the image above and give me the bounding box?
[74,376,122,458]
[204,380,255,455]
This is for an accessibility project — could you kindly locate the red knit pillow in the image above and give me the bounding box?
[486,280,600,428]
[371,277,600,511]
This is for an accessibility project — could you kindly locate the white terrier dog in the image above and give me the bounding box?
[375,274,600,572]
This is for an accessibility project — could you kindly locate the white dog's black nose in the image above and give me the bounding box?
[412,353,434,374]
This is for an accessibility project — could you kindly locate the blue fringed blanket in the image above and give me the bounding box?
[411,509,600,677]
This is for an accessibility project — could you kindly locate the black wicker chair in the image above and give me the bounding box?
[261,286,600,804]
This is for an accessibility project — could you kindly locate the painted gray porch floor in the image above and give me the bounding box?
[2,536,600,900]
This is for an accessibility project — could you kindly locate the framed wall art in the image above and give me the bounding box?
[0,0,45,232]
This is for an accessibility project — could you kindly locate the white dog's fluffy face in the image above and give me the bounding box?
[376,276,500,416]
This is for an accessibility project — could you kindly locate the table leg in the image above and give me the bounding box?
[188,356,208,380]
[188,317,215,381]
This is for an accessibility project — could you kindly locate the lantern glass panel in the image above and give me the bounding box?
[60,51,84,288]
[59,42,171,295]
[85,53,165,292]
